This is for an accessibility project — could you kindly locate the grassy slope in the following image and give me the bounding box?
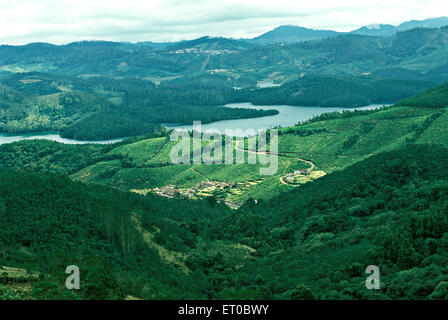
[60,105,446,203]
[2,143,448,299]
[2,104,447,203]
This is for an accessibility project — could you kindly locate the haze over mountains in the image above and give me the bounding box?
[1,16,447,48]
[251,16,448,44]
[2,19,448,84]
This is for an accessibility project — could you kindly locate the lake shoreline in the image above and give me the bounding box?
[0,103,387,144]
[0,131,125,145]
[164,103,386,136]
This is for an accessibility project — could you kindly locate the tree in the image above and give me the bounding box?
[428,282,448,300]
[290,284,316,300]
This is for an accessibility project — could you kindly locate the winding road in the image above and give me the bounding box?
[235,139,316,186]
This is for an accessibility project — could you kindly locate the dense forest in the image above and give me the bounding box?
[1,82,448,299]
[0,71,436,139]
[0,169,232,299]
[0,73,278,140]
[60,105,277,140]
[2,26,448,140]
[2,22,448,301]
[237,75,435,107]
[396,81,448,108]
[0,86,113,134]
[1,26,448,82]
[1,144,448,299]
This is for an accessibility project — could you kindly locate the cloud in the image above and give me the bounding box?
[0,0,447,44]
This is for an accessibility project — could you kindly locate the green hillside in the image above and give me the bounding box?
[61,105,448,197]
[0,73,277,140]
[1,88,448,299]
[0,169,237,299]
[396,81,448,108]
[238,75,434,107]
[2,27,448,301]
[4,26,448,141]
[2,103,447,205]
[2,143,448,299]
[0,89,112,133]
[234,144,448,299]
[2,27,448,84]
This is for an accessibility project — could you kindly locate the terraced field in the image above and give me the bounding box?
[65,106,448,205]
[1,105,445,206]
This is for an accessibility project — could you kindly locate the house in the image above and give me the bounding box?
[294,170,310,176]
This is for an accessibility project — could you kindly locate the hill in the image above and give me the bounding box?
[59,105,278,140]
[234,144,448,299]
[396,81,448,108]
[350,17,448,36]
[350,24,397,37]
[0,86,113,134]
[0,168,237,299]
[2,102,448,205]
[397,16,448,31]
[168,36,254,51]
[0,72,278,140]
[2,143,448,299]
[249,25,341,45]
[239,74,435,107]
[1,26,448,85]
[250,17,448,44]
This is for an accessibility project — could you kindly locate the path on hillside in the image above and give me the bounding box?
[192,168,210,182]
[235,140,316,186]
[131,213,189,274]
[201,40,218,71]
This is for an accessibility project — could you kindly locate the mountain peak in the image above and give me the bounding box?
[397,16,448,31]
[252,17,448,45]
[250,25,340,45]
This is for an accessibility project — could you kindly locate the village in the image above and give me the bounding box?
[131,178,268,210]
[281,168,327,185]
[169,47,238,55]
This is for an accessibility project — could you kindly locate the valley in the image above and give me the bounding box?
[1,102,447,206]
[1,14,448,301]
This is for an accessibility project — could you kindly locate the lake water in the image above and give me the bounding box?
[0,103,386,144]
[0,132,124,146]
[164,103,386,136]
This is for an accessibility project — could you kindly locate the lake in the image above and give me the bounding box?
[0,132,124,146]
[0,103,386,144]
[164,103,386,136]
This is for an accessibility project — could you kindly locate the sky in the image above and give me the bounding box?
[0,0,447,45]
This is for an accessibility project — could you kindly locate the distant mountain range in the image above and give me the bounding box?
[248,25,340,45]
[249,16,448,44]
[2,24,448,85]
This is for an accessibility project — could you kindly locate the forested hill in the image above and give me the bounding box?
[235,144,448,299]
[0,73,278,140]
[0,87,113,133]
[0,169,235,299]
[396,81,448,108]
[1,27,448,83]
[1,144,448,299]
[2,26,448,140]
[238,75,434,107]
[59,105,278,140]
[249,25,340,44]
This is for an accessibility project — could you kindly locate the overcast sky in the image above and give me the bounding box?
[0,0,447,45]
